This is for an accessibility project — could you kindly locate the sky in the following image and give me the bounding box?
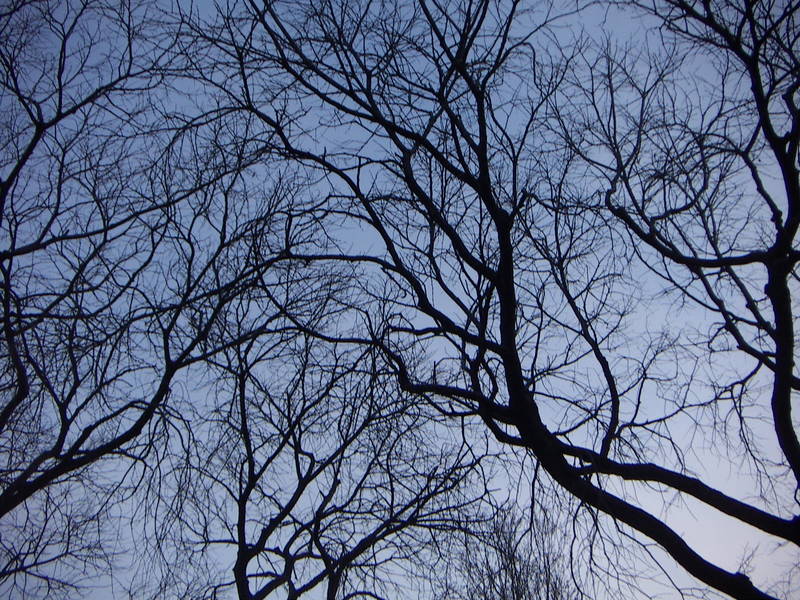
[3,0,798,599]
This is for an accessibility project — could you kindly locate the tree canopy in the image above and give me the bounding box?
[1,1,798,599]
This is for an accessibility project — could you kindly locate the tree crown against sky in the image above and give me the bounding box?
[1,0,799,599]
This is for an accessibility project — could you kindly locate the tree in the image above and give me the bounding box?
[0,0,174,594]
[0,2,495,598]
[135,329,489,600]
[433,506,579,600]
[182,0,799,598]
[6,0,800,598]
[0,1,336,595]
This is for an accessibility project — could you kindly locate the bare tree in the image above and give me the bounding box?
[6,0,800,598]
[433,505,579,600]
[0,0,170,593]
[140,331,488,600]
[176,0,799,598]
[0,1,324,596]
[1,2,496,598]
